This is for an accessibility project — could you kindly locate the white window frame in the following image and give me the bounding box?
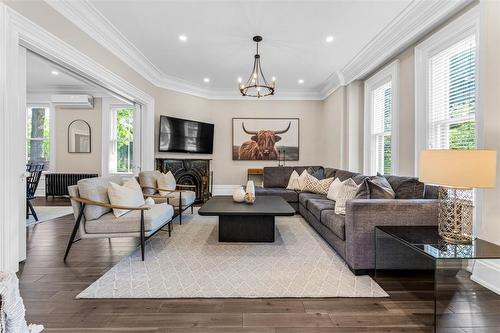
[363,60,400,175]
[26,102,56,172]
[414,7,481,174]
[101,97,141,176]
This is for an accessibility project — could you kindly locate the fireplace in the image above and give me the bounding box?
[155,158,211,203]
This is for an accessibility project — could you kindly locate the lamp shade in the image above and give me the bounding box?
[419,150,497,188]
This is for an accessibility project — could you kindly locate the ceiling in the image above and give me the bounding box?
[47,0,471,99]
[26,51,113,97]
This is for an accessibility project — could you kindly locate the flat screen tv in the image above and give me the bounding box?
[159,116,214,154]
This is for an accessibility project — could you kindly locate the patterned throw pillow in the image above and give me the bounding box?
[302,173,334,194]
[335,178,361,215]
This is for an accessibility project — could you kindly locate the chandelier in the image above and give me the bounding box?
[239,36,275,98]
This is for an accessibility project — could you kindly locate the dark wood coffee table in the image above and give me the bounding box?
[198,196,295,242]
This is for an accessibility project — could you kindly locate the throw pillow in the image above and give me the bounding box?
[335,178,361,215]
[297,169,309,191]
[108,178,146,217]
[302,174,334,194]
[356,174,396,199]
[286,170,301,190]
[326,177,343,201]
[307,167,325,180]
[384,174,425,199]
[157,171,177,195]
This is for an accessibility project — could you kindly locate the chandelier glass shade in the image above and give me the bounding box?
[239,36,275,98]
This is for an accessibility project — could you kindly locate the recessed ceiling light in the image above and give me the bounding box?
[237,77,242,83]
[51,70,59,76]
[178,35,188,42]
[203,77,210,83]
[272,76,276,82]
[325,35,334,43]
[298,79,304,84]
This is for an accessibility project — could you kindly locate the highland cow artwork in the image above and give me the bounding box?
[232,118,299,161]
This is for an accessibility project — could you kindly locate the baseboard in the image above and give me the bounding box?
[212,185,241,196]
[471,259,500,295]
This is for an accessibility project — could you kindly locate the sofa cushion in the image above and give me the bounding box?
[298,192,326,208]
[85,203,174,234]
[308,198,335,221]
[153,190,196,208]
[356,174,395,199]
[384,175,425,199]
[263,166,323,188]
[321,210,346,240]
[324,168,336,179]
[255,187,299,203]
[335,169,360,181]
[78,175,123,220]
[352,174,369,185]
[139,170,162,195]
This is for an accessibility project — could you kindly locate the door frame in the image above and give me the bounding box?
[0,3,155,272]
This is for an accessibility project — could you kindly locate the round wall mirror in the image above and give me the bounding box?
[68,120,91,153]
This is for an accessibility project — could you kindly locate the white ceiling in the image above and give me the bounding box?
[47,0,471,100]
[87,0,411,96]
[26,51,113,97]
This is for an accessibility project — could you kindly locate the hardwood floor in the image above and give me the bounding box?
[18,201,500,332]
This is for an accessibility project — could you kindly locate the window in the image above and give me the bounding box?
[364,60,399,175]
[26,106,50,170]
[415,8,479,172]
[110,107,135,173]
[427,35,476,150]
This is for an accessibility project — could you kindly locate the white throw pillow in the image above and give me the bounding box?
[108,178,146,217]
[297,170,309,191]
[327,178,343,201]
[157,171,177,195]
[334,178,361,215]
[286,170,300,190]
[302,174,334,194]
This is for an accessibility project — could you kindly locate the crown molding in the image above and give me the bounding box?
[341,0,474,84]
[46,0,473,100]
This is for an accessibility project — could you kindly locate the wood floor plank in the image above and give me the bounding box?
[243,313,333,328]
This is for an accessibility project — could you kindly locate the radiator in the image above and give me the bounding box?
[45,173,98,197]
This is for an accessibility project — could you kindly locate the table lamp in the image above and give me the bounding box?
[419,149,497,244]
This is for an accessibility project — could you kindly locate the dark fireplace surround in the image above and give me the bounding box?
[155,158,211,203]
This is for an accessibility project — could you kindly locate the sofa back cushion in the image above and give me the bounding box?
[263,166,323,188]
[324,168,337,179]
[334,169,360,181]
[384,175,425,199]
[139,170,162,195]
[78,175,123,220]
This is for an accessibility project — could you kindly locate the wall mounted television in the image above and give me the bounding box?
[159,116,214,154]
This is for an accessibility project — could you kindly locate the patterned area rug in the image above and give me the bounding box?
[78,209,388,298]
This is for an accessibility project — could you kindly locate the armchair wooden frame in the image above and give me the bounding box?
[64,196,172,262]
[142,184,196,225]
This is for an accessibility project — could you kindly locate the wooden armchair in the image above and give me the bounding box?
[65,177,174,262]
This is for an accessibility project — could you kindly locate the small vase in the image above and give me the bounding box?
[246,180,255,196]
[232,186,245,203]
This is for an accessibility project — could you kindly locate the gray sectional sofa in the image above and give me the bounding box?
[255,166,439,275]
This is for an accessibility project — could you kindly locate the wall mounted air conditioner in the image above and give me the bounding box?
[51,94,94,109]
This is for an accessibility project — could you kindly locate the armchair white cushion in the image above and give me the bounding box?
[157,171,177,195]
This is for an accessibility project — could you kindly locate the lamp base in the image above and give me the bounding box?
[438,187,473,244]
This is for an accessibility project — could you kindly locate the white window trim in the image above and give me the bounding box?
[26,102,56,173]
[414,7,481,174]
[101,97,140,176]
[363,60,400,175]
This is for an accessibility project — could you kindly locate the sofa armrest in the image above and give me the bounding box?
[344,199,439,271]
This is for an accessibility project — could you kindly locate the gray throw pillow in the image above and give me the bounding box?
[307,167,325,180]
[384,174,425,199]
[356,173,395,199]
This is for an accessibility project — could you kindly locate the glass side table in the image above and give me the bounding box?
[375,226,500,333]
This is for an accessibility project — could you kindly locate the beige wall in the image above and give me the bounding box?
[154,88,325,185]
[54,98,102,174]
[321,87,346,169]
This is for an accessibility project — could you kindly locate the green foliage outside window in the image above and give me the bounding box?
[26,107,50,170]
[116,108,134,173]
